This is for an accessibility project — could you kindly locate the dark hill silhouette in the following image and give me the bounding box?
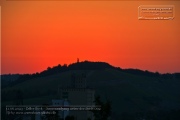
[1,61,180,120]
[69,60,114,70]
[40,61,114,75]
[1,60,180,88]
[1,61,115,87]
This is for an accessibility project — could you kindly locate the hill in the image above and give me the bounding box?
[2,61,180,88]
[1,61,180,119]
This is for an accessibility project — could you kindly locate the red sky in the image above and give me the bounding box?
[1,0,180,74]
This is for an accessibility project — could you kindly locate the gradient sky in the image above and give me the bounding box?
[1,0,180,74]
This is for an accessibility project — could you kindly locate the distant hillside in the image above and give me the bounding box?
[1,61,180,88]
[1,61,180,119]
[1,61,113,87]
[1,74,20,88]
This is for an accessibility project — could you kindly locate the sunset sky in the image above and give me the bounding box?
[1,0,180,74]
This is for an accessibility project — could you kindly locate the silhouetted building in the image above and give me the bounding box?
[52,99,69,120]
[58,73,95,120]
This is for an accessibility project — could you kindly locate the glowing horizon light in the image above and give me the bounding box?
[1,1,180,74]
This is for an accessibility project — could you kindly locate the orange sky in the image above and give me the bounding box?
[1,0,180,74]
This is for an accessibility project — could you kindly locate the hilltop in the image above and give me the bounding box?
[2,60,180,88]
[1,61,180,119]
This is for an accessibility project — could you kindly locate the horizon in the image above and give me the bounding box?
[1,60,180,75]
[1,1,180,74]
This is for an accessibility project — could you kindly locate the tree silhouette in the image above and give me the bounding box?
[65,115,75,120]
[91,95,111,120]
